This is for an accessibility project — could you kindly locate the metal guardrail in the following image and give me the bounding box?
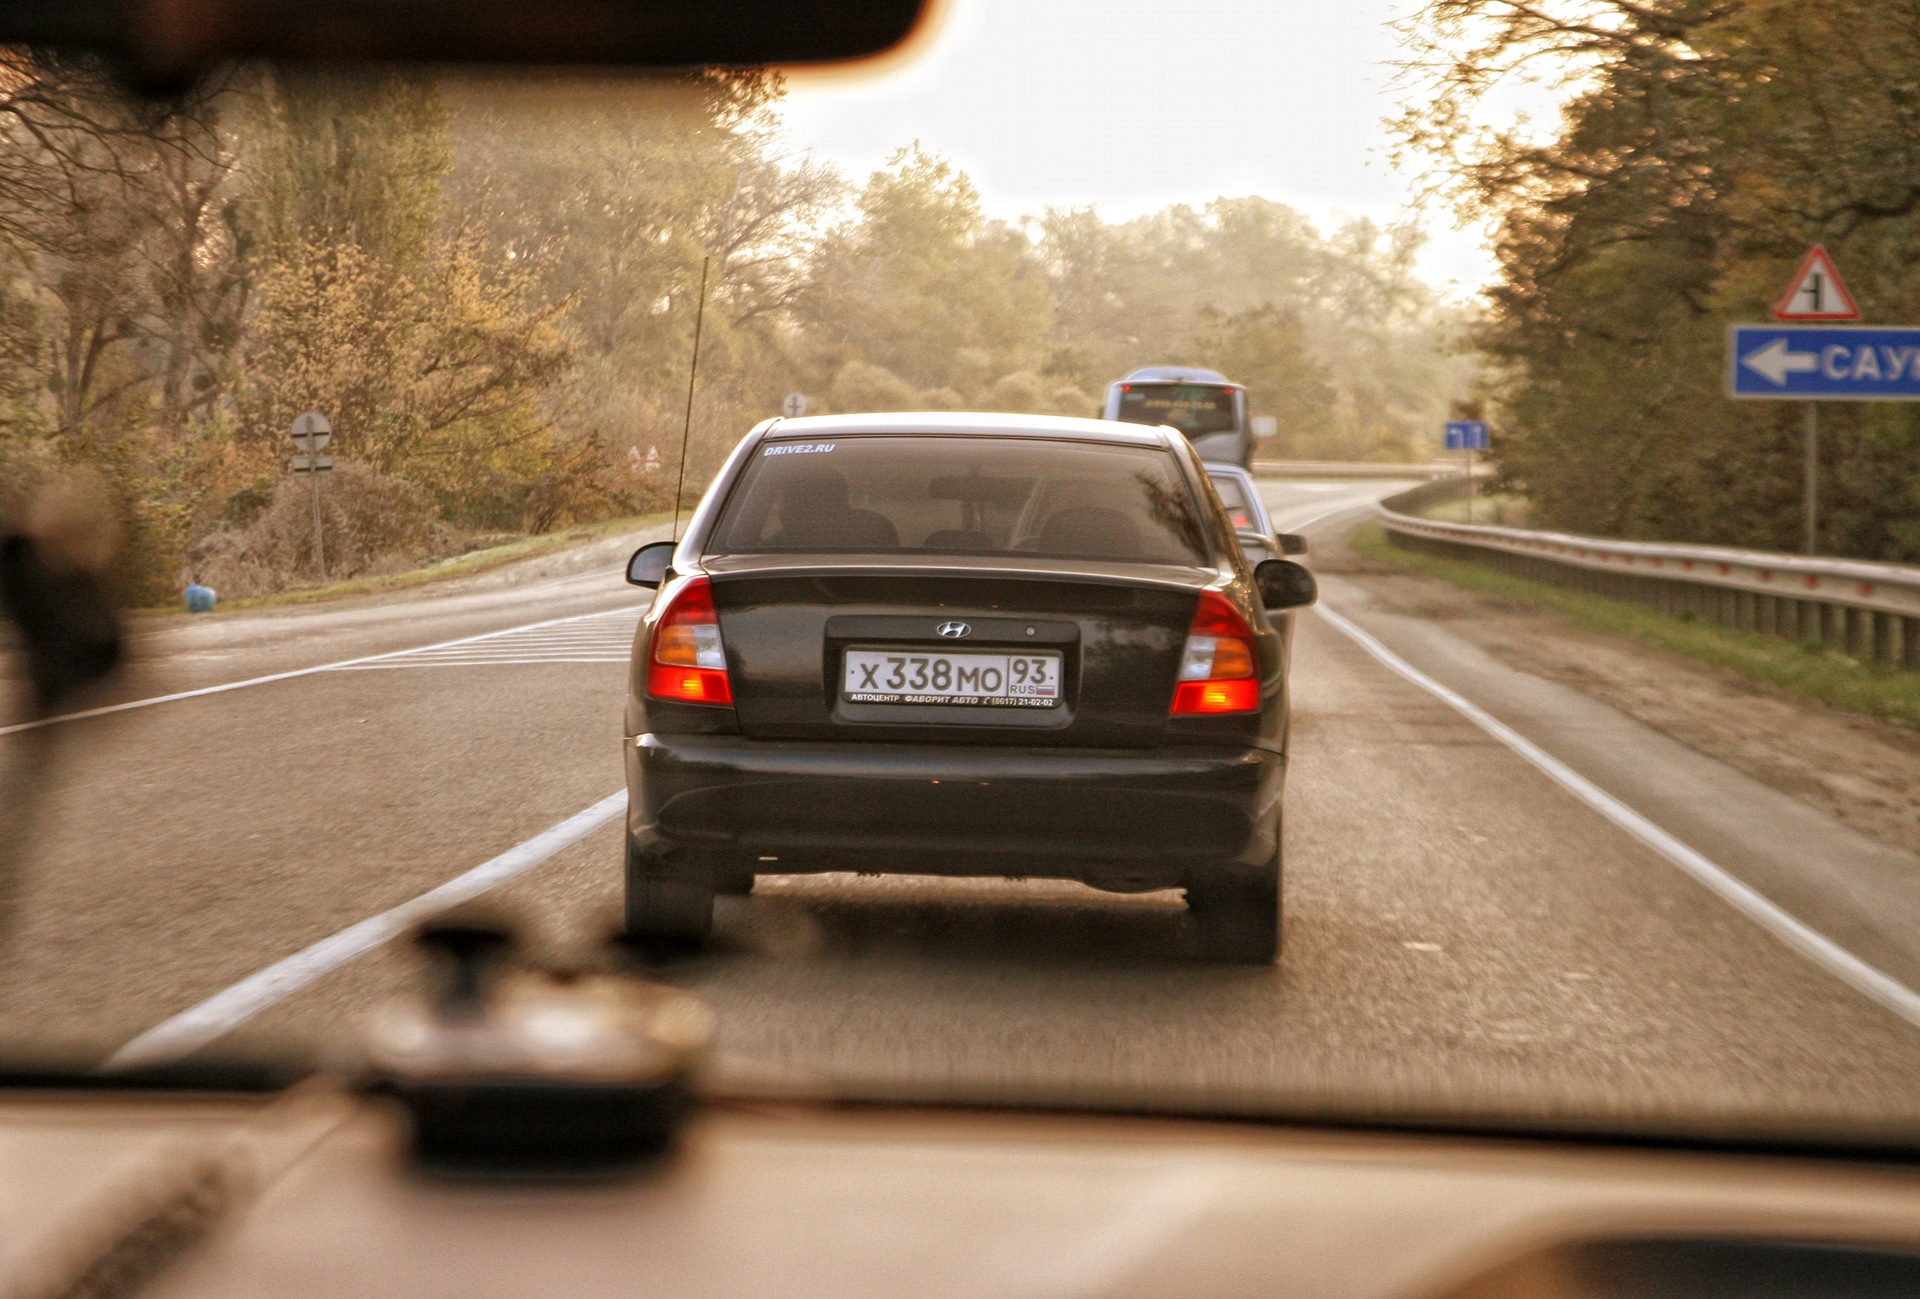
[1377,482,1920,670]
[1253,459,1456,480]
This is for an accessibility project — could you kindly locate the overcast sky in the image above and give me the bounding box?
[780,0,1497,294]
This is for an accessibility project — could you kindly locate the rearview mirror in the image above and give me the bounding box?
[1279,533,1308,556]
[16,0,936,83]
[626,541,676,588]
[1253,559,1317,610]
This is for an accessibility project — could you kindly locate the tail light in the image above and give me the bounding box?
[646,577,732,705]
[1171,589,1258,715]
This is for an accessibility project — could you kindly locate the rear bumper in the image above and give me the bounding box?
[625,734,1284,888]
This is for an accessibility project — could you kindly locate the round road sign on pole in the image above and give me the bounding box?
[290,411,332,453]
[782,392,808,418]
[289,412,333,582]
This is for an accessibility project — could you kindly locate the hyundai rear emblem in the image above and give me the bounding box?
[937,621,971,639]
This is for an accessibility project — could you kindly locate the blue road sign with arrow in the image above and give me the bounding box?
[1729,325,1920,400]
[1444,421,1488,450]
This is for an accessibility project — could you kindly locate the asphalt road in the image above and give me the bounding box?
[6,478,1920,1134]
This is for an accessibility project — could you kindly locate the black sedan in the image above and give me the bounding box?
[621,413,1316,962]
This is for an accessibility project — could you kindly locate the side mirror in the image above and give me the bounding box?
[1254,559,1318,610]
[625,541,677,589]
[1235,528,1273,552]
[1278,533,1308,556]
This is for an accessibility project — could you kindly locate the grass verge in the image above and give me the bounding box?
[136,511,671,618]
[1352,522,1920,730]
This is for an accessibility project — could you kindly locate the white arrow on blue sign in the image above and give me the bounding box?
[1444,421,1488,450]
[1729,324,1920,400]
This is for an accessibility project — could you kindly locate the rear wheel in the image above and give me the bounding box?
[1187,835,1281,964]
[624,834,715,945]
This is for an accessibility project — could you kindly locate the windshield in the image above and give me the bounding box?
[1113,384,1240,436]
[709,436,1210,565]
[8,0,1920,1157]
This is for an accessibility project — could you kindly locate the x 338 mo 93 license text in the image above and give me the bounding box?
[842,649,1063,707]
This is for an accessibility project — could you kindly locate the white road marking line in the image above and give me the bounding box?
[339,658,628,669]
[324,613,636,672]
[475,644,632,652]
[0,608,636,737]
[103,790,629,1071]
[387,647,629,654]
[1316,603,1920,1030]
[383,648,630,658]
[404,634,628,642]
[414,634,623,643]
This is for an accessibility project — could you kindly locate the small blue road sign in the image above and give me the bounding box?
[1444,421,1489,450]
[1729,325,1920,400]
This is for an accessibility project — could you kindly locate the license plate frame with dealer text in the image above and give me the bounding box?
[841,647,1063,708]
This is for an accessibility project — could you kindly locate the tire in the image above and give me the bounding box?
[1187,837,1282,965]
[624,834,715,945]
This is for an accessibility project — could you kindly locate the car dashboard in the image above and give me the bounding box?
[6,1090,1920,1299]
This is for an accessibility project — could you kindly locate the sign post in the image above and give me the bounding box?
[1444,420,1489,522]
[1722,320,1920,556]
[1747,246,1862,554]
[290,411,333,582]
[1800,389,1820,546]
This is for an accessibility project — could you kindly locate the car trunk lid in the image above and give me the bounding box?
[703,555,1209,747]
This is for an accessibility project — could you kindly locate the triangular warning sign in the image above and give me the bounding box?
[1772,245,1859,321]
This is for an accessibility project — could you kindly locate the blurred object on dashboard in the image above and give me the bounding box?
[0,475,126,941]
[0,473,123,717]
[356,916,717,1176]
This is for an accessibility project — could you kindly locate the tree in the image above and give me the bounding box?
[829,360,918,412]
[236,70,576,532]
[1035,197,1465,458]
[1186,307,1339,458]
[0,55,247,447]
[799,144,1050,391]
[0,53,255,597]
[1394,0,1920,557]
[249,68,450,270]
[443,71,842,490]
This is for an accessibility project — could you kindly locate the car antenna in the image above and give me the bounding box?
[669,255,711,543]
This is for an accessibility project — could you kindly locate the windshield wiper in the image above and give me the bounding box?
[9,1079,349,1299]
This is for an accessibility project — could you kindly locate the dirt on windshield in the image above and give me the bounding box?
[1319,529,1920,859]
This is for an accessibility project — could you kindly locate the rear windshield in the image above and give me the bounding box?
[709,436,1210,565]
[1113,383,1239,436]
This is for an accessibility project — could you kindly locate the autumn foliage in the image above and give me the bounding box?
[0,59,1469,601]
[1397,0,1920,559]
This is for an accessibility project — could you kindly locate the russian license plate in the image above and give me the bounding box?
[842,647,1062,708]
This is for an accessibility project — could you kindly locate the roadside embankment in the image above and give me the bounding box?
[1331,519,1920,859]
[137,512,671,617]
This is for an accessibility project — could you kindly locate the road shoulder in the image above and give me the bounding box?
[1320,523,1920,860]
